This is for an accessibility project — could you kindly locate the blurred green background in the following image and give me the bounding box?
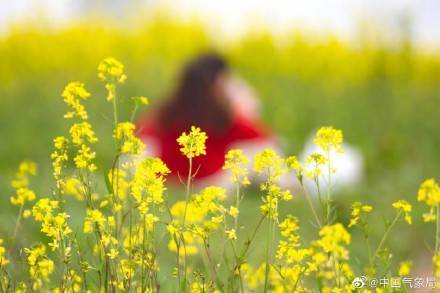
[0,12,439,280]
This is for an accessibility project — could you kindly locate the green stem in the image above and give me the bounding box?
[11,204,24,249]
[433,205,440,279]
[301,183,322,228]
[435,206,440,253]
[230,216,264,291]
[130,104,139,123]
[234,182,240,231]
[112,86,118,128]
[181,155,193,291]
[326,150,332,225]
[371,211,402,265]
[182,156,193,226]
[263,201,274,292]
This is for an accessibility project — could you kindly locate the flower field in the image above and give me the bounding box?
[0,16,440,292]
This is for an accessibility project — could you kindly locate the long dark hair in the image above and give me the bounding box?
[159,53,232,134]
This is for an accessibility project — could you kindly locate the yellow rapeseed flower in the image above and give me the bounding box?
[130,158,170,213]
[223,149,250,185]
[98,57,127,84]
[132,96,149,105]
[51,136,69,192]
[313,126,343,153]
[83,209,106,234]
[392,200,412,224]
[113,122,145,155]
[418,178,440,207]
[348,202,373,228]
[69,122,97,146]
[226,229,237,240]
[254,149,286,183]
[433,253,440,277]
[398,261,412,277]
[316,223,351,257]
[0,239,9,266]
[417,178,440,222]
[62,82,91,120]
[10,161,37,206]
[229,206,239,218]
[24,244,54,290]
[177,126,208,159]
[304,152,328,179]
[73,144,97,171]
[63,177,84,200]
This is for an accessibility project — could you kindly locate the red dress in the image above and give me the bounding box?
[137,116,270,183]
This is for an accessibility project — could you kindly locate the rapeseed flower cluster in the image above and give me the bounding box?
[0,239,8,267]
[3,58,439,292]
[113,122,145,155]
[51,136,69,192]
[62,82,91,120]
[348,201,373,228]
[24,244,54,290]
[223,149,250,185]
[10,161,37,206]
[392,200,412,224]
[313,126,344,153]
[98,57,127,102]
[417,178,440,222]
[177,126,208,159]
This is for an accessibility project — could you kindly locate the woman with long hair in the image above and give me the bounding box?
[137,53,275,187]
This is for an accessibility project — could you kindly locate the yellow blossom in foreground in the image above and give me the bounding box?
[61,82,91,120]
[417,178,440,222]
[113,122,145,155]
[171,201,204,224]
[98,57,127,85]
[177,126,208,159]
[316,223,351,257]
[241,263,267,290]
[398,261,412,277]
[73,144,97,171]
[10,161,37,206]
[259,184,292,220]
[286,155,304,184]
[392,200,412,224]
[32,198,59,221]
[24,244,54,290]
[51,136,69,192]
[83,209,106,234]
[108,168,129,200]
[0,239,9,266]
[434,253,440,277]
[223,149,250,185]
[418,178,440,207]
[168,231,199,256]
[69,122,97,146]
[304,152,328,180]
[130,157,170,213]
[192,186,226,214]
[348,202,373,228]
[107,248,119,259]
[98,57,127,102]
[229,206,239,218]
[254,149,286,182]
[313,126,344,153]
[226,229,237,240]
[132,96,149,105]
[63,177,84,200]
[23,209,31,218]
